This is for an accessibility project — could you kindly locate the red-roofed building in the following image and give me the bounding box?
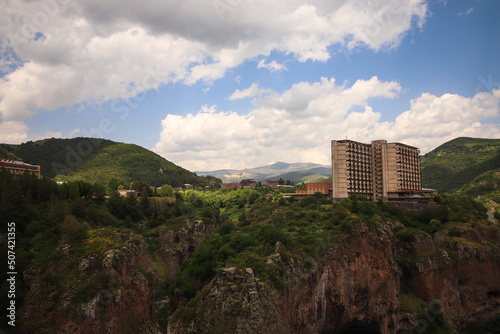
[0,159,41,178]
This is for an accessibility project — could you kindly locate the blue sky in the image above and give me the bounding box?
[1,0,500,171]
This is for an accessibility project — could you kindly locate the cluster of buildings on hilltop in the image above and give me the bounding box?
[220,179,258,189]
[220,179,296,191]
[0,158,41,178]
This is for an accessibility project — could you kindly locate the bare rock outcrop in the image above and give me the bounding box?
[168,222,500,334]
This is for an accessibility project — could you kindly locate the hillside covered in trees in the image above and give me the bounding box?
[421,137,500,192]
[421,137,500,212]
[1,138,218,187]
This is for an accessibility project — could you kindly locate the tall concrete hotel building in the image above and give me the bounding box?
[331,139,422,201]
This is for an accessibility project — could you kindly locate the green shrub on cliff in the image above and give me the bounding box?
[71,273,117,305]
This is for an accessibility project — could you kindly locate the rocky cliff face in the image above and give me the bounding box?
[281,224,403,334]
[398,222,500,329]
[21,231,162,334]
[20,220,214,334]
[19,218,499,334]
[157,220,215,285]
[168,222,500,334]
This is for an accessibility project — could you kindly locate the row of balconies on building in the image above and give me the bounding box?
[397,182,421,190]
[396,170,421,175]
[344,142,372,152]
[346,155,371,163]
[347,164,372,170]
[346,172,372,180]
[396,164,421,171]
[396,173,421,179]
[397,179,421,184]
[346,154,420,167]
[347,183,373,191]
[395,146,419,155]
[395,157,420,165]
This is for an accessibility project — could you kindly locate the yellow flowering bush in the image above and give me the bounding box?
[84,230,123,255]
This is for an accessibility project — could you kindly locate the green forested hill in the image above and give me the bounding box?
[1,137,214,187]
[421,137,500,199]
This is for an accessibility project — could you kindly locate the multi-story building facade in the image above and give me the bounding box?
[0,158,41,178]
[331,140,373,199]
[331,139,422,201]
[306,182,332,196]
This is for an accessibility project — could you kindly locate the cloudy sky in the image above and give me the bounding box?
[1,0,499,171]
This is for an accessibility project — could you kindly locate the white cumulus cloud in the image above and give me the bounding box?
[0,121,29,144]
[257,59,287,72]
[229,83,273,100]
[0,0,428,121]
[154,76,403,170]
[154,79,500,171]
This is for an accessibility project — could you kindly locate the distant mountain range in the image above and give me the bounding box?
[197,161,331,184]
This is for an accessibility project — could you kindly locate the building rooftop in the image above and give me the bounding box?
[0,158,39,169]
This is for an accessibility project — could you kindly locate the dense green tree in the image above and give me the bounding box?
[61,215,88,243]
[126,191,142,220]
[71,197,87,218]
[107,191,127,219]
[106,176,122,195]
[247,189,260,205]
[139,188,150,217]
[158,184,174,197]
[131,181,153,196]
[60,181,80,199]
[91,182,106,204]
